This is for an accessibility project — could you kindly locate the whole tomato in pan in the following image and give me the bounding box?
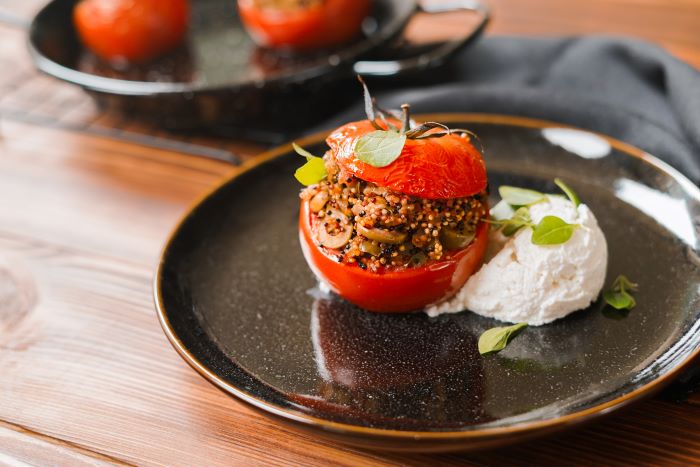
[74,0,189,64]
[237,0,372,50]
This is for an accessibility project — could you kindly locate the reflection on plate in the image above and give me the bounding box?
[306,292,486,428]
[155,115,700,452]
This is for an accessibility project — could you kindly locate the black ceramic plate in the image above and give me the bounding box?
[155,115,700,452]
[29,0,488,134]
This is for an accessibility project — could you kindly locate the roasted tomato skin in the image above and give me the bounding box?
[299,200,489,313]
[237,0,371,50]
[326,120,488,200]
[73,0,189,64]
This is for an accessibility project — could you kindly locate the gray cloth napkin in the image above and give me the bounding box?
[324,36,700,184]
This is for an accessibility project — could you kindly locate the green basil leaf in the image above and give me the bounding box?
[499,186,546,206]
[502,207,532,237]
[479,323,528,356]
[294,157,327,186]
[354,130,407,168]
[531,215,578,245]
[292,142,318,161]
[490,200,515,221]
[554,178,581,207]
[603,290,636,310]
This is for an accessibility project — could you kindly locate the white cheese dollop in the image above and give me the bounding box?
[426,196,608,325]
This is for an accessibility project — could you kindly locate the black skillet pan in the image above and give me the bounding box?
[28,0,489,139]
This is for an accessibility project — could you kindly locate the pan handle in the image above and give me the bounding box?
[352,0,490,76]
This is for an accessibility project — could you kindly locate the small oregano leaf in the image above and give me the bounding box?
[479,323,528,356]
[603,290,636,310]
[294,158,327,186]
[531,215,578,245]
[554,178,581,207]
[499,186,546,206]
[292,143,326,186]
[603,275,638,311]
[354,130,407,168]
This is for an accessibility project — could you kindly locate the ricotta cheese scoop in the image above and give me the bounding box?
[426,195,608,325]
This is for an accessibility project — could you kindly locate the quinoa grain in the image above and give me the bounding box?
[301,157,487,271]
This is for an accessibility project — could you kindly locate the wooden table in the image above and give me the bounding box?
[2,1,700,465]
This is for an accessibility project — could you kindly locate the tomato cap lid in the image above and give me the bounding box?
[326,120,488,199]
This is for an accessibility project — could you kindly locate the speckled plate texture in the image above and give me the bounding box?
[155,115,700,452]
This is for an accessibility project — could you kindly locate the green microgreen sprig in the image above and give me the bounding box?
[293,143,327,186]
[554,178,581,207]
[486,206,533,237]
[498,186,546,207]
[489,180,582,245]
[487,209,578,244]
[603,275,638,310]
[531,215,578,245]
[294,76,484,182]
[352,75,482,168]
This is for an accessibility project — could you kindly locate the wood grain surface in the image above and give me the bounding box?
[1,1,700,465]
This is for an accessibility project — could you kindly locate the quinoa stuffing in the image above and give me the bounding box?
[301,154,488,272]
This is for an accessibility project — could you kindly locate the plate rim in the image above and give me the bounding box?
[154,113,700,443]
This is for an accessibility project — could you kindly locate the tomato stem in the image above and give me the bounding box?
[401,104,411,133]
[356,74,483,154]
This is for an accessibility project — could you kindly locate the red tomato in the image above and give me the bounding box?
[73,0,189,64]
[237,0,371,50]
[327,120,488,199]
[299,200,489,313]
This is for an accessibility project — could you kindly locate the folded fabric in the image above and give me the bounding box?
[321,36,700,184]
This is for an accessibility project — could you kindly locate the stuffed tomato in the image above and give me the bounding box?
[295,79,489,312]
